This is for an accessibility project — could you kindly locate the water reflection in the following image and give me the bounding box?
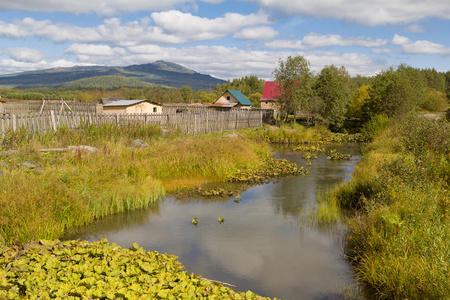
[61,144,361,300]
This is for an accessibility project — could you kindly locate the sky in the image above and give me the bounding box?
[0,0,449,81]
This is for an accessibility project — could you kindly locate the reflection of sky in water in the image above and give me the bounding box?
[62,145,361,300]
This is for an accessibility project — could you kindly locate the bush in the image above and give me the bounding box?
[421,89,448,112]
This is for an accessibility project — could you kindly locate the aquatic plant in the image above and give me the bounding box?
[0,239,276,299]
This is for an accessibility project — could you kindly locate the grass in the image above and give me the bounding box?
[325,115,450,299]
[0,123,290,246]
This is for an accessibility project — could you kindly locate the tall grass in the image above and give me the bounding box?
[0,123,275,246]
[332,115,450,299]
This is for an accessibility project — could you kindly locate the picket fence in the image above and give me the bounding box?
[1,110,271,138]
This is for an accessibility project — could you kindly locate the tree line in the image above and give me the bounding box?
[273,55,449,131]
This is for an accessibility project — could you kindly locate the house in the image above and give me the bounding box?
[102,99,162,114]
[211,89,253,110]
[260,81,280,111]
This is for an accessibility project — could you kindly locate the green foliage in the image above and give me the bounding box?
[333,116,450,299]
[0,239,275,299]
[360,114,390,141]
[348,84,370,118]
[421,88,448,112]
[315,65,352,131]
[364,65,426,119]
[272,55,313,119]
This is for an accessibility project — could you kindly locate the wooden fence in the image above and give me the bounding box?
[1,110,273,138]
[3,101,97,114]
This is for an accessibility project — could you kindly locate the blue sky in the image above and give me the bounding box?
[0,0,449,80]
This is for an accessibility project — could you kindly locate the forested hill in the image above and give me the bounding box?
[0,61,226,90]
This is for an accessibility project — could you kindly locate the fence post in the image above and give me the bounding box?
[12,114,17,132]
[50,110,57,132]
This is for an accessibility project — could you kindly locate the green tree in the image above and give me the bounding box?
[363,65,426,119]
[179,86,193,103]
[272,55,313,121]
[314,65,351,131]
[348,84,370,118]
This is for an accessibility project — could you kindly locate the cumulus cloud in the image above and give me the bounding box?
[2,47,45,62]
[265,33,388,50]
[247,0,450,26]
[391,34,411,45]
[0,20,29,38]
[151,10,271,40]
[0,11,272,46]
[0,0,204,16]
[402,40,450,55]
[233,26,279,40]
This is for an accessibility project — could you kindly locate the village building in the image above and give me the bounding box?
[211,89,253,110]
[260,81,280,111]
[102,99,162,114]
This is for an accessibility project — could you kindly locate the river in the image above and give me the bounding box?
[62,143,361,300]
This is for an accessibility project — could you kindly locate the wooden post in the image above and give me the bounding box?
[50,110,57,132]
[12,114,17,132]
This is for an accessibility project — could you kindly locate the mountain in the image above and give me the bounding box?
[0,61,226,90]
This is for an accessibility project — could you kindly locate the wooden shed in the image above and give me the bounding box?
[102,99,162,114]
[211,89,253,110]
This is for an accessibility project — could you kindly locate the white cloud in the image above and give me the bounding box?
[2,47,45,62]
[0,58,80,74]
[0,20,29,38]
[233,26,279,40]
[151,10,271,40]
[390,34,450,55]
[265,33,388,50]
[402,40,450,55]
[247,0,450,26]
[0,12,272,47]
[391,34,411,45]
[0,0,207,16]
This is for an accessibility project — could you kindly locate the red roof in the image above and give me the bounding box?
[260,81,281,101]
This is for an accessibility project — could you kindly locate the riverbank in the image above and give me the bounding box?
[0,122,362,299]
[328,115,450,298]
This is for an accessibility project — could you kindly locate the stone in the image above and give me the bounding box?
[224,133,239,138]
[22,161,41,169]
[68,145,98,154]
[132,139,148,148]
[0,150,18,156]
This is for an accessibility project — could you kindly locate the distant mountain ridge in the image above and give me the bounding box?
[0,61,226,90]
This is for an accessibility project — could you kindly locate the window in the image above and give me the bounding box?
[226,96,231,100]
[153,107,157,113]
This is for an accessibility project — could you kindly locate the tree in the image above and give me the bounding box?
[272,55,313,121]
[348,84,370,118]
[363,65,426,120]
[314,65,351,131]
[179,86,193,103]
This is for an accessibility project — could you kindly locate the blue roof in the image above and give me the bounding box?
[227,90,253,106]
[103,99,149,107]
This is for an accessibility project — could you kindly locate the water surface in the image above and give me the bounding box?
[62,144,361,300]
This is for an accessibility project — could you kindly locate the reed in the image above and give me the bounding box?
[333,115,450,299]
